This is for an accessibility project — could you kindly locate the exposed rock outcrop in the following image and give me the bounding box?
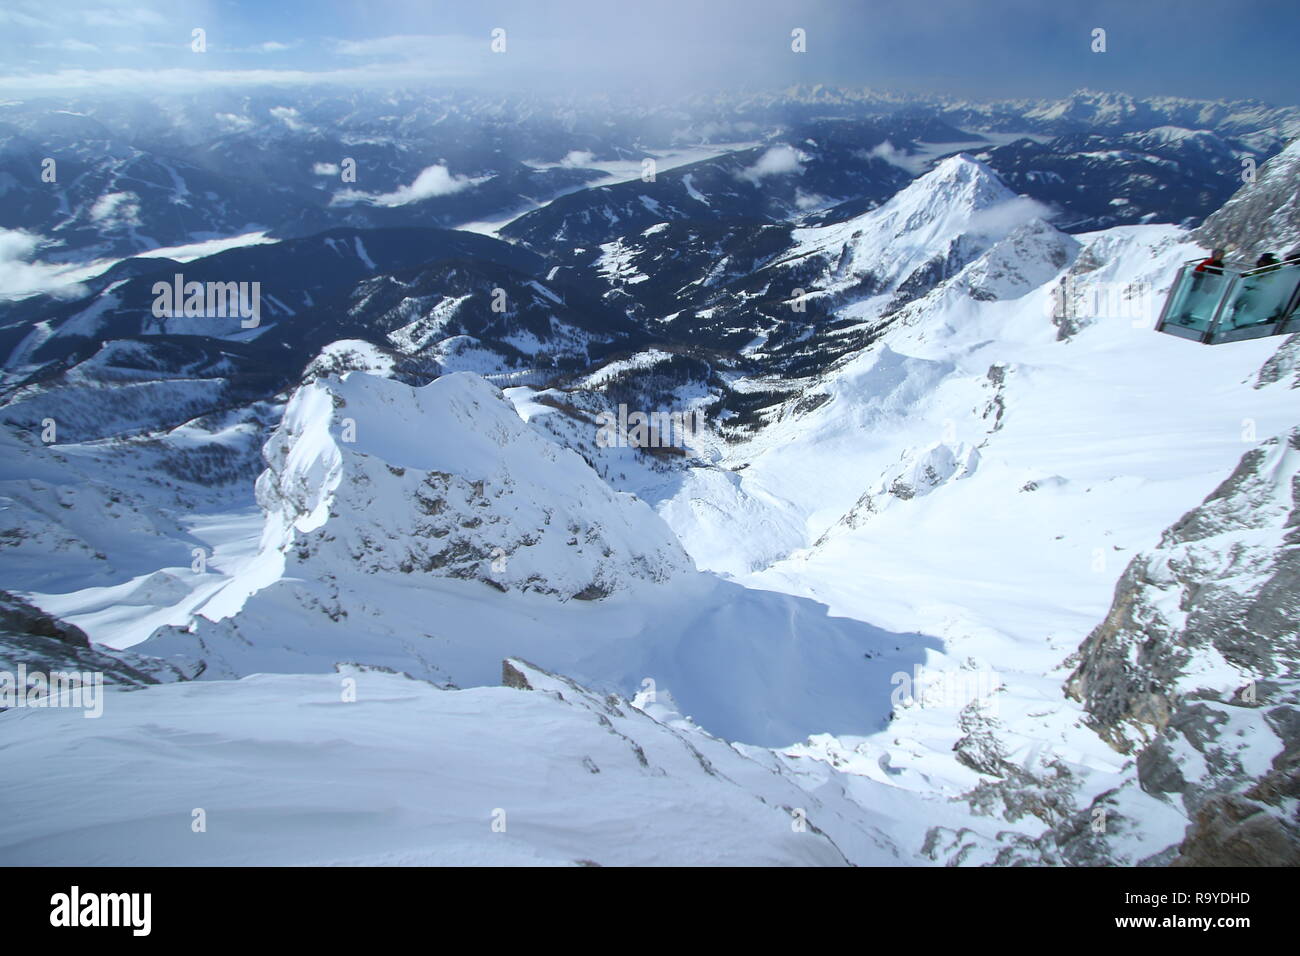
[255,369,694,601]
[0,590,193,689]
[1194,136,1300,261]
[1060,428,1300,864]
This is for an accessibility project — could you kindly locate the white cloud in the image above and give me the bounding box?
[965,196,1057,236]
[225,40,299,54]
[865,140,910,167]
[89,191,142,228]
[84,7,165,28]
[0,7,49,28]
[794,189,829,211]
[37,39,99,53]
[0,64,475,94]
[0,228,42,264]
[215,112,254,132]
[739,144,807,183]
[0,228,96,301]
[313,162,340,176]
[334,164,485,207]
[561,149,596,167]
[269,105,312,132]
[334,35,451,58]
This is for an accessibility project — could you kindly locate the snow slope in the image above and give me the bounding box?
[0,660,915,866]
[640,209,1297,861]
[130,370,937,748]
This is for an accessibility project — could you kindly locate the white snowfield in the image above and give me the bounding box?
[3,153,1296,866]
[0,661,909,866]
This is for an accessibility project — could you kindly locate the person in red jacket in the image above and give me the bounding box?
[1189,247,1226,295]
[1194,248,1226,274]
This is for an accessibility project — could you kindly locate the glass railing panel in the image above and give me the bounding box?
[1158,267,1196,331]
[1162,267,1233,332]
[1213,264,1300,333]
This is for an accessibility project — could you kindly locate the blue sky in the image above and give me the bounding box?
[0,0,1296,104]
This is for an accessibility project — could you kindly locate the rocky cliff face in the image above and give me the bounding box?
[1059,428,1300,864]
[255,368,694,601]
[920,427,1300,866]
[0,591,193,690]
[1255,334,1300,390]
[1194,136,1300,260]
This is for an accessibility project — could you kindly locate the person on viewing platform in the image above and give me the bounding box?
[1230,253,1294,327]
[1188,247,1227,296]
[1195,248,1226,275]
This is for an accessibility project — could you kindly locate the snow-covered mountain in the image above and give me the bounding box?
[121,366,937,748]
[782,154,1035,306]
[3,84,1299,868]
[3,85,1292,275]
[251,369,694,601]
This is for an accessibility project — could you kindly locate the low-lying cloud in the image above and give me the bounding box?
[333,164,485,207]
[965,196,1058,236]
[561,150,596,168]
[88,191,142,228]
[0,228,96,301]
[738,145,807,183]
[865,140,913,169]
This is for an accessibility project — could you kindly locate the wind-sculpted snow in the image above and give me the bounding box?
[0,661,911,866]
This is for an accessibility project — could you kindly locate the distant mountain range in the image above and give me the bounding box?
[2,86,1295,265]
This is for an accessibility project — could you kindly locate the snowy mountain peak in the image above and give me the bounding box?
[787,152,1037,308]
[924,152,1014,196]
[1026,88,1137,125]
[878,153,1021,233]
[253,368,694,602]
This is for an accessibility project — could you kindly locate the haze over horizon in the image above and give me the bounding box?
[1,0,1297,106]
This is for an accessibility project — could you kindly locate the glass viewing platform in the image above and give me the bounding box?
[1156,259,1300,344]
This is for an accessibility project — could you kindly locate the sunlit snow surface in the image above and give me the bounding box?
[0,662,921,866]
[3,155,1296,864]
